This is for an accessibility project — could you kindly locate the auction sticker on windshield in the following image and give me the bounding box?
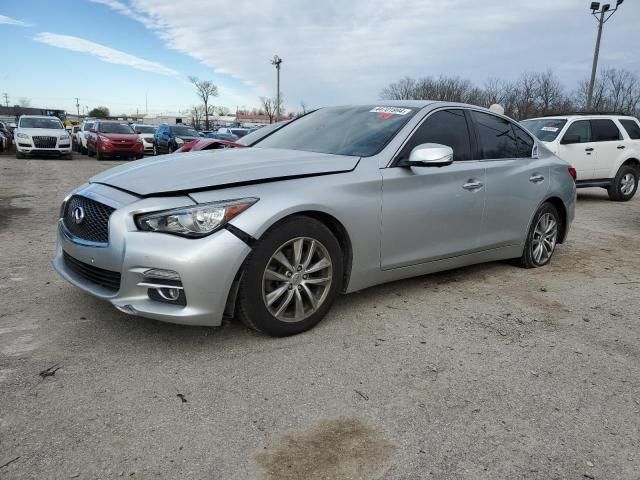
[370,107,413,115]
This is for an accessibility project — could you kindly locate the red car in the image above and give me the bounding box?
[87,120,144,160]
[175,138,244,153]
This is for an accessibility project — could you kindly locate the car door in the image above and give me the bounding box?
[159,126,170,153]
[87,122,98,151]
[380,108,486,270]
[591,119,625,179]
[472,110,550,249]
[556,119,597,180]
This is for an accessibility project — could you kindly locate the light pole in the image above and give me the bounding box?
[586,0,623,110]
[271,55,283,122]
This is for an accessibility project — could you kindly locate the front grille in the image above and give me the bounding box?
[63,251,121,292]
[32,136,57,148]
[63,195,115,243]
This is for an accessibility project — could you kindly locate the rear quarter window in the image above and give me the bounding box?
[591,119,621,142]
[619,119,640,140]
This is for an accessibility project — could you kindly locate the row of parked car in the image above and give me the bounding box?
[70,120,255,160]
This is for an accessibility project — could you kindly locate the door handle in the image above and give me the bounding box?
[585,147,594,152]
[617,145,626,150]
[462,180,483,191]
[529,174,545,183]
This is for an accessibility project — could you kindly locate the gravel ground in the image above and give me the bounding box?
[1,151,639,480]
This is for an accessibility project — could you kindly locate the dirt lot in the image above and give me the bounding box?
[1,150,639,479]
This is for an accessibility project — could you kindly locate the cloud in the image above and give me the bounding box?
[93,0,638,107]
[0,14,32,27]
[34,32,179,76]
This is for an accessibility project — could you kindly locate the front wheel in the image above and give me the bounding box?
[237,216,344,336]
[519,203,560,269]
[607,165,638,202]
[15,151,25,159]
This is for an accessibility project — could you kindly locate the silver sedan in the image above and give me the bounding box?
[53,101,576,336]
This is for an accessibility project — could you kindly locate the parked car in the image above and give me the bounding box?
[53,101,576,337]
[236,120,289,146]
[15,115,72,159]
[131,124,157,155]
[521,114,640,201]
[153,124,200,154]
[86,120,144,160]
[175,138,243,153]
[78,120,95,154]
[0,131,6,152]
[218,127,249,138]
[70,125,82,152]
[0,121,13,148]
[204,132,239,142]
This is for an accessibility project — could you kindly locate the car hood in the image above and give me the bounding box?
[91,147,360,196]
[18,128,66,137]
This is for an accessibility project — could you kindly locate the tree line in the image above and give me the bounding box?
[380,68,640,120]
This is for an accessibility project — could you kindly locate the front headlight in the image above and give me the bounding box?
[17,132,29,139]
[175,138,184,145]
[59,134,70,140]
[135,198,258,238]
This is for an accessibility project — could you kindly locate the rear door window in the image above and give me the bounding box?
[619,119,640,140]
[471,111,518,159]
[563,120,591,143]
[591,119,621,142]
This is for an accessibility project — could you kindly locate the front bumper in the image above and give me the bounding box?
[52,187,251,326]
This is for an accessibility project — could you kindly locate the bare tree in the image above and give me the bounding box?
[190,105,204,130]
[188,76,218,130]
[260,97,275,124]
[215,106,231,116]
[300,100,308,114]
[17,97,31,108]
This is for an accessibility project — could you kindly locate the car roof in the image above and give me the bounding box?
[524,114,639,121]
[19,115,61,119]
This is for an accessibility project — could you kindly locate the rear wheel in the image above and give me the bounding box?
[519,203,560,269]
[237,216,343,336]
[607,165,638,201]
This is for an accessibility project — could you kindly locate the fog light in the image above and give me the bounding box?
[157,287,180,301]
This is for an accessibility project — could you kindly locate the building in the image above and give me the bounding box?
[0,105,67,125]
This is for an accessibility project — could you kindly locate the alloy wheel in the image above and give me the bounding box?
[620,173,636,196]
[531,213,558,264]
[262,237,333,323]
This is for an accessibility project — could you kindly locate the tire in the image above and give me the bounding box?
[153,144,158,156]
[15,151,25,159]
[607,165,638,202]
[81,145,87,155]
[96,150,103,160]
[237,216,344,336]
[519,203,560,269]
[135,154,143,160]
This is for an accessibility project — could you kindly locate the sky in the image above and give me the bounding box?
[0,0,638,116]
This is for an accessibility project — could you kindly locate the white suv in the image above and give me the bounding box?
[521,114,640,201]
[15,115,72,159]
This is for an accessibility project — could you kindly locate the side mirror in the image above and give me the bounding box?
[561,134,581,145]
[403,143,454,167]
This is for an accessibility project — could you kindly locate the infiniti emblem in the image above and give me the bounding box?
[72,206,85,225]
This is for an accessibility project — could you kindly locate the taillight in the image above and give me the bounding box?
[568,167,577,182]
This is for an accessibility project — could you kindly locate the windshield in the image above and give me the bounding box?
[255,106,417,156]
[83,122,94,131]
[171,126,198,137]
[19,117,64,129]
[99,123,134,134]
[135,126,156,134]
[520,119,567,142]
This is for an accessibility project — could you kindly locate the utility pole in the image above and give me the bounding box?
[586,1,623,110]
[75,97,80,120]
[271,55,283,121]
[2,93,9,108]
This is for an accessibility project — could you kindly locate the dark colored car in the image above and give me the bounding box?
[154,124,200,154]
[0,121,13,147]
[87,120,144,160]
